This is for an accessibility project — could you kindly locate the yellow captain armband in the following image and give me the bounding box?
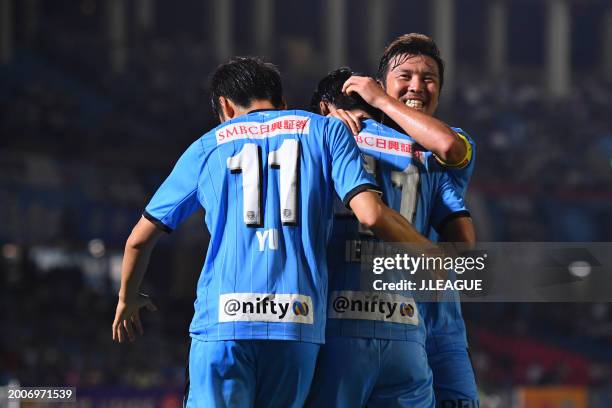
[435,131,472,169]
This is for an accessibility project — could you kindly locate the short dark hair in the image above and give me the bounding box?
[210,57,283,118]
[310,67,381,119]
[377,33,445,90]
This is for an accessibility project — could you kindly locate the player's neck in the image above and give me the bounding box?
[241,100,279,115]
[221,100,280,122]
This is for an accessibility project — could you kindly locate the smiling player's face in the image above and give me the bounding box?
[383,54,440,117]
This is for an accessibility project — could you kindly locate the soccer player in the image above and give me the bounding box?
[306,67,473,408]
[334,34,479,406]
[111,57,436,408]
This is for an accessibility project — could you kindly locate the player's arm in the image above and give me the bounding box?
[376,97,469,167]
[351,191,449,285]
[112,216,163,343]
[433,172,476,246]
[349,190,431,245]
[111,139,202,343]
[438,215,476,246]
[342,76,469,166]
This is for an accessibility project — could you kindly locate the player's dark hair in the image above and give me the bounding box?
[377,33,445,90]
[310,67,381,119]
[210,56,284,118]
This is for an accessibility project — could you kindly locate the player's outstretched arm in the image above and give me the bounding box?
[342,76,468,166]
[349,190,431,245]
[112,216,163,343]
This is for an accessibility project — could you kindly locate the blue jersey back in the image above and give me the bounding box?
[326,119,467,343]
[144,110,377,344]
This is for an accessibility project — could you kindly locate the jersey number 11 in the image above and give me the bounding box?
[227,140,300,227]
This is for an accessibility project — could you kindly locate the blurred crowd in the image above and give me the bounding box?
[450,74,612,190]
[1,252,191,389]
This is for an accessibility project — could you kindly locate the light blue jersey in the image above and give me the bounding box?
[145,109,377,344]
[325,119,468,344]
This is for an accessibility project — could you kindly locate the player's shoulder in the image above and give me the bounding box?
[287,109,319,118]
[288,109,325,127]
[268,109,319,121]
[291,109,333,125]
[280,110,340,141]
[255,109,335,134]
[195,126,219,153]
[291,109,352,137]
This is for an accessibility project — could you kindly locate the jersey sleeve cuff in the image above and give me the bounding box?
[434,210,471,234]
[342,183,382,208]
[143,210,173,233]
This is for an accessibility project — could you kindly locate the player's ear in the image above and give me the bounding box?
[376,78,385,89]
[319,101,330,116]
[218,96,235,122]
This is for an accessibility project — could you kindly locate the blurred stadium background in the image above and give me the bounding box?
[1,0,612,406]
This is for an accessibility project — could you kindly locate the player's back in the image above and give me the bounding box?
[145,109,376,344]
[326,119,467,342]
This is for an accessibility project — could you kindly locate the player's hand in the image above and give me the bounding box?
[112,293,157,343]
[342,76,389,109]
[327,107,364,135]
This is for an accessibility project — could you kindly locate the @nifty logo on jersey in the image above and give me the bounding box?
[219,293,314,324]
[328,291,418,325]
